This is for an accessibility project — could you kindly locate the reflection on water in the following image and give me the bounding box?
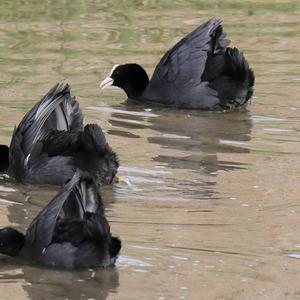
[105,105,252,163]
[22,267,119,300]
[102,104,252,201]
[0,262,119,300]
[149,108,251,173]
[0,0,300,299]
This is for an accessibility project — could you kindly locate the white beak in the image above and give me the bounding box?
[99,77,114,90]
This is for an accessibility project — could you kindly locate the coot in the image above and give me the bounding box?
[0,83,118,185]
[0,171,121,268]
[100,18,254,110]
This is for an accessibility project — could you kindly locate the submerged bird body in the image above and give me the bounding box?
[1,84,118,185]
[0,172,121,268]
[100,18,254,110]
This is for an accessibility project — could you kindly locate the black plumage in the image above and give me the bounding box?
[100,18,254,110]
[0,83,118,185]
[0,171,121,268]
[0,145,9,173]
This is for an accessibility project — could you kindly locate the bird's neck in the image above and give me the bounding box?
[0,145,9,173]
[123,67,149,99]
[0,229,25,257]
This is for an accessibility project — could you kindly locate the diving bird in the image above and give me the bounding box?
[0,83,119,185]
[0,171,121,268]
[100,17,254,110]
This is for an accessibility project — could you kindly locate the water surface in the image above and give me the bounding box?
[0,0,300,299]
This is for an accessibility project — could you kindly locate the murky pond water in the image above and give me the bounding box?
[0,0,300,299]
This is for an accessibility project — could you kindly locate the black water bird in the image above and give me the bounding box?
[0,171,121,268]
[0,83,118,185]
[100,18,254,110]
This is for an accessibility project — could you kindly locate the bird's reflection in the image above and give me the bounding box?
[106,103,252,175]
[0,261,119,300]
[101,103,252,200]
[148,108,252,174]
[23,265,119,300]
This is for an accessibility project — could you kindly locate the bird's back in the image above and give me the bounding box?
[20,172,121,268]
[8,83,83,182]
[145,18,254,109]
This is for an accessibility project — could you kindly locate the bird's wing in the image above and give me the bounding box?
[25,171,106,248]
[37,130,81,157]
[25,171,81,247]
[9,84,83,179]
[9,83,83,164]
[147,18,230,104]
[38,123,109,157]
